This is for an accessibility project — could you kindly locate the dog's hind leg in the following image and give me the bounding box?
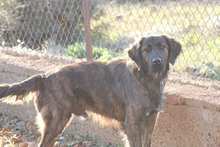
[37,106,72,147]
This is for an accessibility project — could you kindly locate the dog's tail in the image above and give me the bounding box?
[0,74,45,104]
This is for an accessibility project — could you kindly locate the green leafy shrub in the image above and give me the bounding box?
[65,42,112,61]
[65,43,85,59]
[1,0,99,49]
[185,59,220,81]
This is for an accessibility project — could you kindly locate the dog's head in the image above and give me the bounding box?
[128,35,182,79]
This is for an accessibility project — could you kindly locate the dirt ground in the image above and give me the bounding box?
[0,46,220,147]
[0,113,115,147]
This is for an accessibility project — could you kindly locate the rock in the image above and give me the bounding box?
[3,116,9,122]
[28,142,38,147]
[4,122,12,129]
[16,121,26,128]
[26,122,35,130]
[82,141,93,147]
[19,142,29,147]
[10,137,21,144]
[14,130,22,136]
[9,117,19,124]
[3,144,13,147]
[2,128,12,134]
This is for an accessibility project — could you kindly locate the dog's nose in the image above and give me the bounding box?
[152,57,162,65]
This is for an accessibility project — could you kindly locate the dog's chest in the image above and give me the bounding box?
[128,74,164,112]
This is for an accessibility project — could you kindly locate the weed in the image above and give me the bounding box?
[64,42,113,61]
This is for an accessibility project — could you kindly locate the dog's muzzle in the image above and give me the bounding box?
[151,57,164,72]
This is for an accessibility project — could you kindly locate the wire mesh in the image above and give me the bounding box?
[0,0,220,81]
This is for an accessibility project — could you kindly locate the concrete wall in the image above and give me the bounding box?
[0,48,220,146]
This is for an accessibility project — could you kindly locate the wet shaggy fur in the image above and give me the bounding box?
[0,35,182,147]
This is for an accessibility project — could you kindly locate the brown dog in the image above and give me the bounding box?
[0,35,182,147]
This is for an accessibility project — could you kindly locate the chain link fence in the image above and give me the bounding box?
[1,0,220,81]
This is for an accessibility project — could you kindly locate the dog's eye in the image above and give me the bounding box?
[144,46,151,51]
[145,48,151,51]
[159,44,165,49]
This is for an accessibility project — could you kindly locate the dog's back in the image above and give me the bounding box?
[37,59,129,121]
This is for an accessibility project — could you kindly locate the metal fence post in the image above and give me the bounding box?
[83,0,93,61]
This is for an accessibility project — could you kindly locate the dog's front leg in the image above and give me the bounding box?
[123,106,143,147]
[140,111,159,147]
[123,106,159,147]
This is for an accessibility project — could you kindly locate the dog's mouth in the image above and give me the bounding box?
[149,65,165,79]
[150,71,163,79]
[152,64,164,72]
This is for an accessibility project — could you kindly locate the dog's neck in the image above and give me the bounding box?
[132,64,168,112]
[133,65,168,85]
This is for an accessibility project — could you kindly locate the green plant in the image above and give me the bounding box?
[185,59,220,81]
[184,34,199,47]
[93,47,113,61]
[92,24,110,42]
[65,43,86,59]
[65,42,113,61]
[1,0,101,49]
[97,50,113,61]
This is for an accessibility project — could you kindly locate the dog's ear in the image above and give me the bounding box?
[128,38,144,67]
[162,35,182,65]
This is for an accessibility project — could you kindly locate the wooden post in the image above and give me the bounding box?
[83,0,93,61]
